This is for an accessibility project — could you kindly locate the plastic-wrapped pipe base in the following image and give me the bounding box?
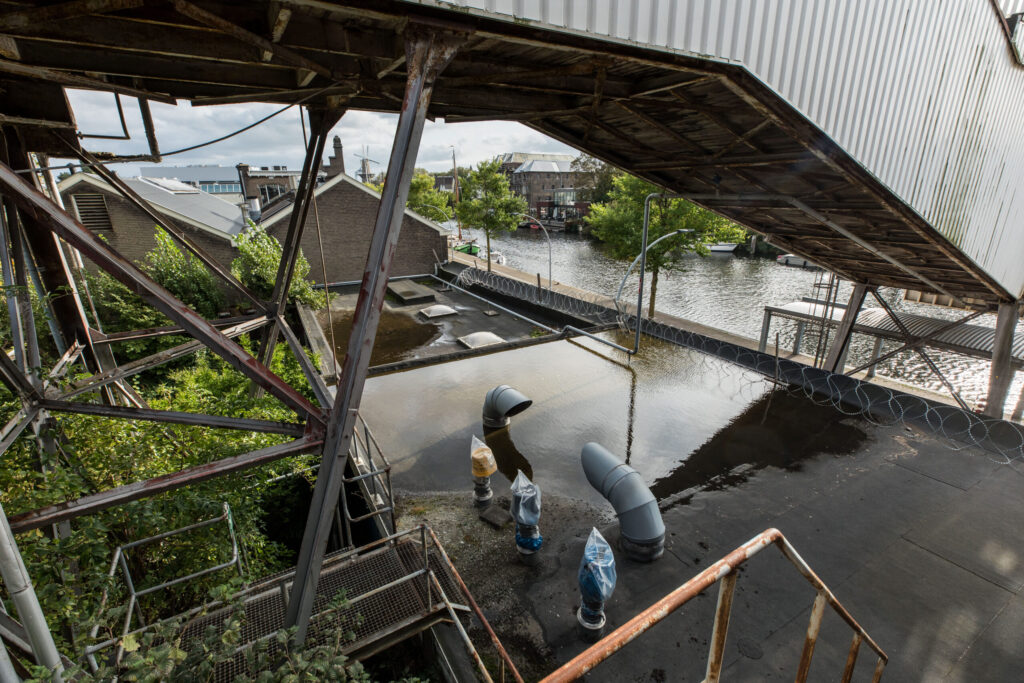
[515,523,542,565]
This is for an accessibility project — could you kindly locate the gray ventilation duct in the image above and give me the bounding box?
[581,442,665,562]
[482,385,532,428]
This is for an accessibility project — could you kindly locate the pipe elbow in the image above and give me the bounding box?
[482,385,532,429]
[581,442,665,562]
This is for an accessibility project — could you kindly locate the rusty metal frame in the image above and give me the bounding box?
[540,528,887,683]
[285,26,465,644]
[0,162,323,423]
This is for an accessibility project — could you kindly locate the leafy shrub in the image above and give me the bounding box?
[231,224,320,307]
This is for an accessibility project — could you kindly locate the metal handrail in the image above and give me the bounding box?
[85,503,244,671]
[541,528,887,683]
[337,412,395,543]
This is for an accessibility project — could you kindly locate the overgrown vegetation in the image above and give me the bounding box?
[232,223,321,307]
[0,225,365,678]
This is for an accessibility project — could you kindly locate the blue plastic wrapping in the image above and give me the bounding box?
[510,470,541,526]
[578,528,616,607]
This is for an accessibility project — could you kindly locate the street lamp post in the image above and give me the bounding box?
[515,212,552,303]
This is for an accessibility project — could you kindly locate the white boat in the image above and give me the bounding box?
[776,253,820,269]
[709,242,739,253]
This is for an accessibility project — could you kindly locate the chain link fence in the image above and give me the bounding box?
[452,266,1024,464]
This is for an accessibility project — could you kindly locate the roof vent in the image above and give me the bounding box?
[71,194,113,231]
[458,331,504,349]
[420,304,457,318]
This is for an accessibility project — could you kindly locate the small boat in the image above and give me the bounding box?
[709,242,739,253]
[776,253,819,269]
[478,249,506,266]
[452,240,480,257]
[518,219,542,230]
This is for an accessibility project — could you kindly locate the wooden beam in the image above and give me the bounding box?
[633,153,811,171]
[0,0,143,31]
[0,56,175,104]
[615,101,708,155]
[263,2,293,62]
[170,0,337,81]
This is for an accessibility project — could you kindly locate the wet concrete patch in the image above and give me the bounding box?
[327,306,441,366]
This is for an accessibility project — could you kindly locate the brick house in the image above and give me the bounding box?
[58,173,242,270]
[508,159,587,219]
[259,172,449,285]
[59,164,447,291]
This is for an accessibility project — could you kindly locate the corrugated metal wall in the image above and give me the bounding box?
[407,0,1024,297]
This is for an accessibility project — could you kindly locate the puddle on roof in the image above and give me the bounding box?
[361,331,866,505]
[325,308,441,366]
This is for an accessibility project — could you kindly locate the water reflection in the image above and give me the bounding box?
[483,426,533,483]
[460,226,1022,405]
[363,333,848,504]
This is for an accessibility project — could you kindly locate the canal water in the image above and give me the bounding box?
[362,332,866,504]
[456,225,1022,408]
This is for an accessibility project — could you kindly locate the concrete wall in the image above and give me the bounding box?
[60,185,236,272]
[264,176,448,285]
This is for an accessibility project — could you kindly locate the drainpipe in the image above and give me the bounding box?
[581,442,665,562]
[0,506,63,681]
[482,385,532,429]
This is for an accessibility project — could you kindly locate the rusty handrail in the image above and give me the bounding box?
[541,528,887,683]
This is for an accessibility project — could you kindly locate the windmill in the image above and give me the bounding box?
[355,145,380,184]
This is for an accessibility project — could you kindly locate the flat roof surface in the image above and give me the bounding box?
[384,336,1024,681]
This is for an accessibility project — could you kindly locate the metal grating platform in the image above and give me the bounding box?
[172,535,464,681]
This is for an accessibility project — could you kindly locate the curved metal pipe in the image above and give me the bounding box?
[482,385,533,428]
[581,442,665,561]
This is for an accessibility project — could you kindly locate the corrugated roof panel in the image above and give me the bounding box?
[411,0,1024,297]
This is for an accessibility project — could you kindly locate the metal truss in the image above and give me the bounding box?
[0,10,474,672]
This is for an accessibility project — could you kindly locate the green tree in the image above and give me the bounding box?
[369,169,452,224]
[587,174,736,316]
[571,153,619,205]
[144,227,226,318]
[454,159,526,271]
[232,223,319,307]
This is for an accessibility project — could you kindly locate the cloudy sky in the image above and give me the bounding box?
[62,90,580,178]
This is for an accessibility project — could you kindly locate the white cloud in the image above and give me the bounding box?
[60,89,579,178]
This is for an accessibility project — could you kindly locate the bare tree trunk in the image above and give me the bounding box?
[648,268,658,318]
[486,232,492,272]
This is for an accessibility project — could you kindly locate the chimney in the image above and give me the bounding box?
[236,163,260,221]
[323,135,346,178]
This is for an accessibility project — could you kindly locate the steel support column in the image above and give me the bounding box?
[984,302,1019,419]
[823,284,866,373]
[285,28,464,644]
[254,106,344,373]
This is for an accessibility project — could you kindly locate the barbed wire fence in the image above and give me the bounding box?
[452,266,1024,464]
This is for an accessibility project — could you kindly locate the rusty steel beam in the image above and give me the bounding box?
[540,528,886,683]
[285,27,464,645]
[72,147,265,309]
[7,436,322,534]
[89,314,261,346]
[0,161,323,423]
[254,106,343,372]
[55,315,268,400]
[38,399,306,437]
[275,314,332,409]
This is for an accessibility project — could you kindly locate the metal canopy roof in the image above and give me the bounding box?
[0,0,1015,305]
